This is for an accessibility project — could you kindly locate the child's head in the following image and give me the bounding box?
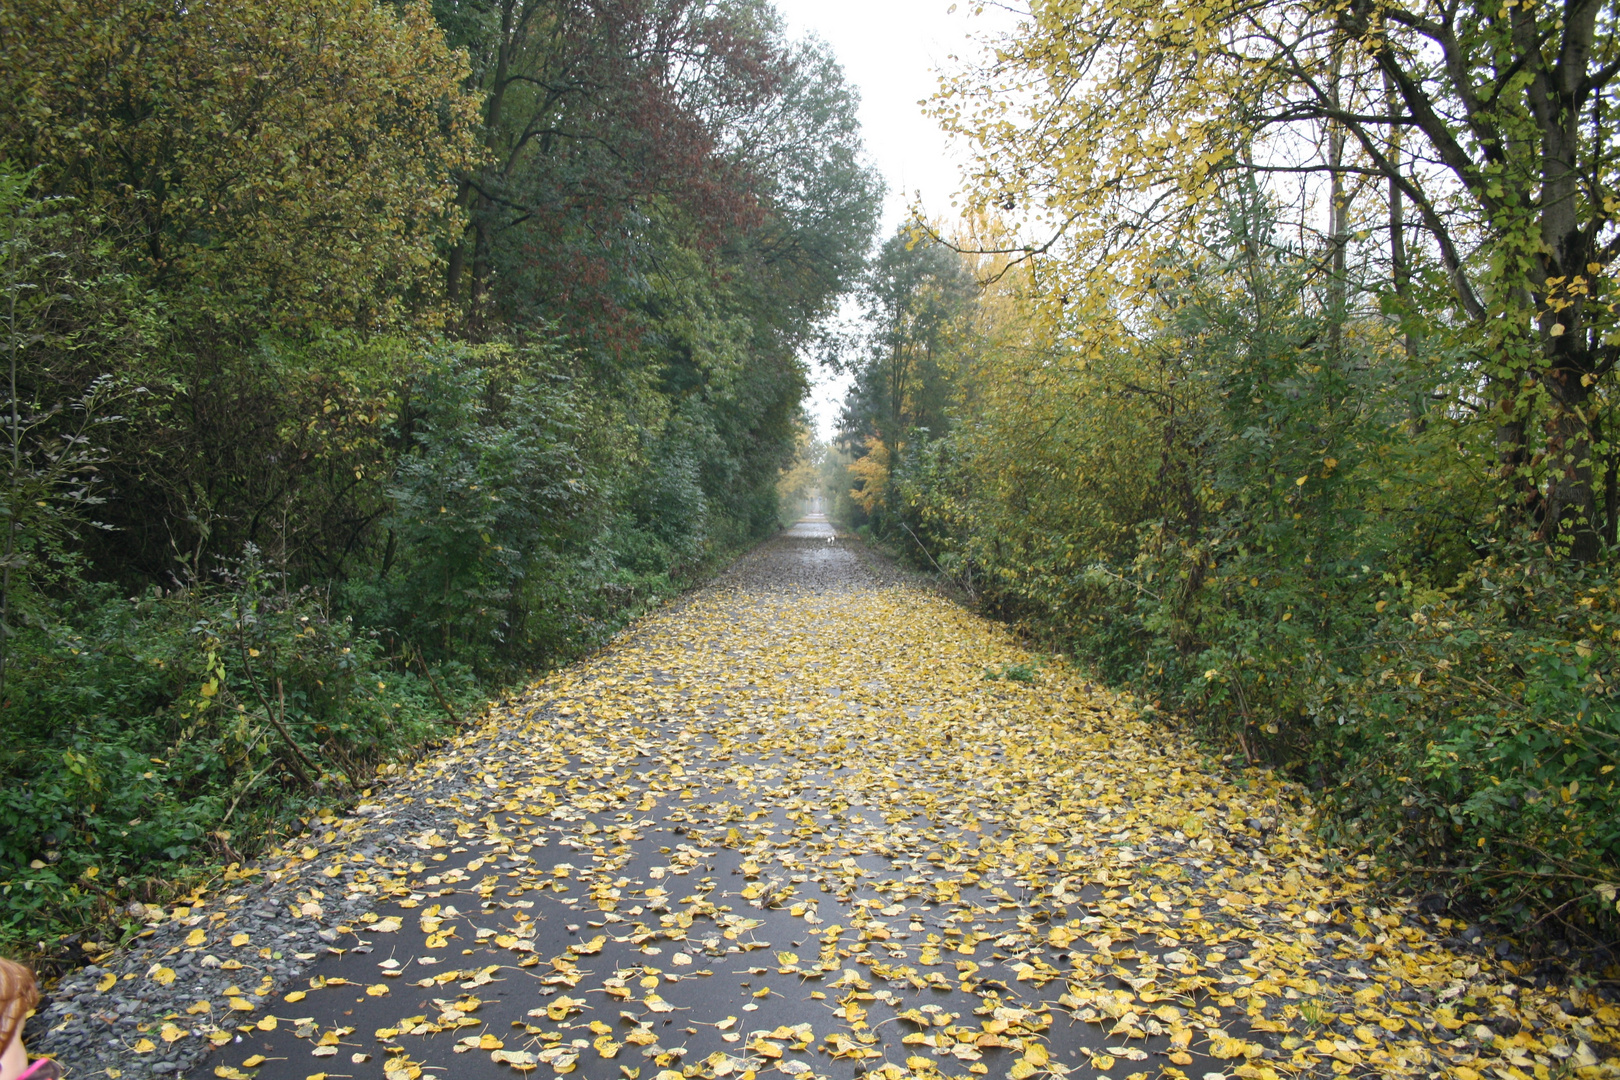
[0,958,37,1055]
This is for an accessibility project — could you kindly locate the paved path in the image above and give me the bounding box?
[39,522,1620,1080]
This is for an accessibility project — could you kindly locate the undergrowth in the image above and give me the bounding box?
[1,571,454,966]
[828,203,1620,967]
[0,540,732,975]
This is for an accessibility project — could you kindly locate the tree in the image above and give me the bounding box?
[0,0,482,331]
[838,226,975,454]
[935,0,1620,556]
[434,0,775,329]
[433,0,879,354]
[774,425,826,519]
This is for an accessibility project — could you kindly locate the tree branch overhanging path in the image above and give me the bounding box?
[40,522,1620,1080]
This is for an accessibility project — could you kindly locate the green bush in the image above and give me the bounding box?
[350,345,593,673]
[0,559,469,947]
[1317,552,1620,924]
[871,197,1620,944]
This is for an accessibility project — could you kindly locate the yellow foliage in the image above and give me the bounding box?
[848,436,891,514]
[0,0,483,330]
[776,424,827,515]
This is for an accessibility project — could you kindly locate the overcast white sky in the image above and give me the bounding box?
[770,0,1022,438]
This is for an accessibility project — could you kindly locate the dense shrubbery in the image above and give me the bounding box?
[837,0,1620,961]
[0,0,877,957]
[834,212,1620,954]
[0,569,475,944]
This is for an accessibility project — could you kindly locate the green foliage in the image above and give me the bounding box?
[1,165,164,726]
[0,566,470,944]
[983,661,1038,683]
[842,191,1620,944]
[0,0,881,961]
[357,345,593,669]
[1317,553,1620,923]
[0,0,482,331]
[842,226,974,448]
[836,226,975,536]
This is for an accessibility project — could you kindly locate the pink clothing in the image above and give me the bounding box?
[15,1060,61,1080]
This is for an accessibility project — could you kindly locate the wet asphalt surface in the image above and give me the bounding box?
[159,519,1234,1080]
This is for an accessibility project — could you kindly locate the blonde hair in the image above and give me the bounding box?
[0,958,38,1056]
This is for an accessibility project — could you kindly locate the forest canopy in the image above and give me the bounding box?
[0,0,879,955]
[5,0,1617,976]
[828,0,1620,949]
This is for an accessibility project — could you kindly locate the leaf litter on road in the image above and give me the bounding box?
[150,531,1619,1080]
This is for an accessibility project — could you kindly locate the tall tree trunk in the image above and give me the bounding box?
[1384,70,1427,432]
[448,0,517,318]
[1538,374,1601,559]
[1522,0,1601,557]
[1606,449,1619,550]
[1326,48,1348,368]
[445,180,476,304]
[1599,412,1618,548]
